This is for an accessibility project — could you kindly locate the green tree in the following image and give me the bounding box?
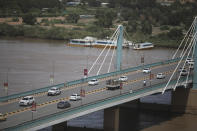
[67,13,80,23]
[126,20,137,33]
[141,21,152,34]
[22,13,36,25]
[95,10,117,28]
[167,28,183,39]
[86,0,101,7]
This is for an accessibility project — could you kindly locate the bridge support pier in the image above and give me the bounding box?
[171,88,197,114]
[104,99,140,131]
[52,121,67,131]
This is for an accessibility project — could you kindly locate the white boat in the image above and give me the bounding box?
[67,36,96,47]
[67,36,130,48]
[133,42,154,50]
[93,39,116,48]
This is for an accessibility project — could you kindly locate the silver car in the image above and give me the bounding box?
[48,87,61,96]
[156,73,165,79]
[19,96,35,106]
[143,68,151,73]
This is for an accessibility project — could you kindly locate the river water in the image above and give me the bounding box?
[1,38,196,131]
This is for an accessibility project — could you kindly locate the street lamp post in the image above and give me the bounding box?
[4,68,9,97]
[50,61,55,85]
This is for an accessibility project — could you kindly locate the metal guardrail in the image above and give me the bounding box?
[4,75,191,131]
[0,57,181,102]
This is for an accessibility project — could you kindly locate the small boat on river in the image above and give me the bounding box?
[133,42,154,50]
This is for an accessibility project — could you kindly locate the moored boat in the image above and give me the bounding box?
[67,36,96,47]
[67,36,130,48]
[133,42,154,50]
[67,36,131,48]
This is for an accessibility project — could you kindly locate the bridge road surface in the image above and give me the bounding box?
[0,61,188,130]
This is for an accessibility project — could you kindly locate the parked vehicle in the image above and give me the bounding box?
[69,94,81,101]
[48,87,61,96]
[143,68,151,73]
[119,76,128,82]
[156,73,165,79]
[106,79,120,90]
[19,96,35,106]
[88,79,99,85]
[0,113,6,122]
[57,101,71,109]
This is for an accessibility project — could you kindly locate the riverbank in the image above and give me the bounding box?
[0,23,182,49]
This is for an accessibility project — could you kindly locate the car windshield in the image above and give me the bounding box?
[22,98,28,100]
[50,88,56,91]
[144,68,149,70]
[59,101,65,104]
[91,79,96,82]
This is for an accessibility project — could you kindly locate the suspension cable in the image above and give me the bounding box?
[123,29,139,67]
[180,24,195,57]
[97,30,120,75]
[88,27,119,75]
[172,20,196,59]
[173,33,197,91]
[162,31,197,94]
[185,36,196,87]
[108,32,119,73]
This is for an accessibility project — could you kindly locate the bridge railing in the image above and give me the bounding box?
[66,57,180,86]
[0,57,181,102]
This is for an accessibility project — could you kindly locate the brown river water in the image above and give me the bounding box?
[0,38,196,131]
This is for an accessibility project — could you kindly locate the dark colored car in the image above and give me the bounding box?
[57,101,71,109]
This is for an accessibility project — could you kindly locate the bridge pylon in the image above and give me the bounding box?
[193,16,197,89]
[116,25,123,71]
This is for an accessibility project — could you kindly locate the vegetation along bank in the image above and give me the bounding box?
[0,0,197,48]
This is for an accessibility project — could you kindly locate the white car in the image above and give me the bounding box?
[48,87,61,96]
[143,68,151,73]
[180,69,188,76]
[186,58,193,63]
[19,96,35,106]
[119,76,128,82]
[156,73,165,79]
[69,94,81,101]
[188,60,194,65]
[189,64,194,69]
[88,79,99,85]
[178,67,186,72]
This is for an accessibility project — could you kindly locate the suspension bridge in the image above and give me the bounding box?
[0,17,197,131]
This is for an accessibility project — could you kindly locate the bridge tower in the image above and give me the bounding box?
[116,25,123,71]
[193,16,197,89]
